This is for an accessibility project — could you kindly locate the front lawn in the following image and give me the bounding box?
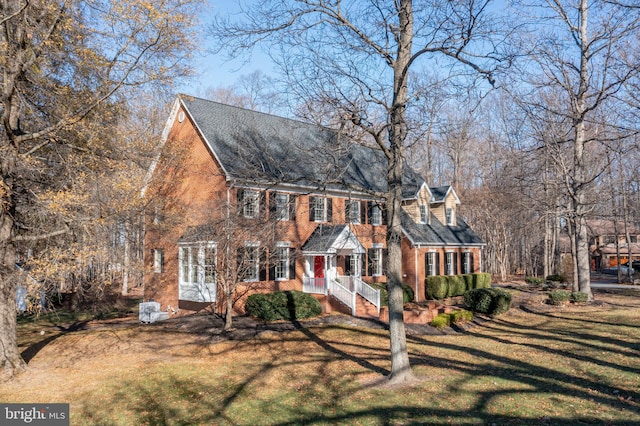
[2,288,639,425]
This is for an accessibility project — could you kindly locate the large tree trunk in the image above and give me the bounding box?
[0,149,26,378]
[385,0,414,385]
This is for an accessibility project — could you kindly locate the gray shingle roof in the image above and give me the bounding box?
[301,224,349,252]
[401,211,484,246]
[430,186,451,202]
[181,95,423,198]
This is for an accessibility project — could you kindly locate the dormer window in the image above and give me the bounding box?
[446,207,454,226]
[420,205,428,224]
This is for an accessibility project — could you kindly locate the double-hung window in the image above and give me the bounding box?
[178,243,217,302]
[446,207,454,225]
[367,246,384,276]
[241,190,260,219]
[420,205,428,224]
[309,196,332,222]
[370,204,382,226]
[346,200,361,224]
[153,249,164,273]
[275,193,290,221]
[239,243,260,282]
[445,251,457,275]
[462,251,474,274]
[426,251,439,276]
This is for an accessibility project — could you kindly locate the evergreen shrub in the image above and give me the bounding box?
[525,276,544,285]
[463,288,512,316]
[426,276,449,300]
[548,290,571,305]
[245,290,321,321]
[571,291,589,303]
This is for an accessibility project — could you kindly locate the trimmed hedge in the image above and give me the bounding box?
[245,290,322,321]
[430,309,474,329]
[371,282,414,306]
[463,287,512,316]
[426,273,492,300]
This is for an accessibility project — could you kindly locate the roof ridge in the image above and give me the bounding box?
[178,93,338,134]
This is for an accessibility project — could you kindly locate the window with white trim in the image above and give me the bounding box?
[368,247,383,276]
[346,200,361,224]
[275,246,290,280]
[446,207,454,225]
[239,244,259,282]
[178,243,217,302]
[153,249,164,273]
[420,204,428,224]
[309,196,332,222]
[462,251,474,274]
[370,204,382,226]
[242,190,259,219]
[445,251,456,275]
[426,251,439,276]
[275,193,290,221]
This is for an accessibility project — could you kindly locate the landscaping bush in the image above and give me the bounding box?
[473,272,492,289]
[525,276,544,285]
[371,283,414,306]
[430,309,474,329]
[571,291,589,304]
[448,276,467,298]
[427,273,492,300]
[245,290,321,321]
[463,274,474,291]
[430,314,451,328]
[548,290,571,305]
[546,274,566,283]
[426,276,449,300]
[463,288,512,316]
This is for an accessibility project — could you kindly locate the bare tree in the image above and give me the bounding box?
[510,0,640,298]
[0,0,202,379]
[211,0,506,383]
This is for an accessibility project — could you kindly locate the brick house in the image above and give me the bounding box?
[143,95,484,317]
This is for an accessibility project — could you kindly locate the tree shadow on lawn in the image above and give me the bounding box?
[20,320,91,363]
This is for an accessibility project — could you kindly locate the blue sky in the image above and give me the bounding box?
[180,0,275,96]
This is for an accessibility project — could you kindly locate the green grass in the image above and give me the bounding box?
[2,289,640,425]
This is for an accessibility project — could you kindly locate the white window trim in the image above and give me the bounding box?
[347,200,360,224]
[370,204,382,226]
[243,190,259,219]
[241,243,260,282]
[153,249,164,273]
[312,197,327,222]
[371,246,383,277]
[446,207,455,226]
[420,205,428,224]
[178,242,217,302]
[445,251,455,276]
[275,193,290,221]
[427,251,437,276]
[463,251,472,274]
[274,245,290,281]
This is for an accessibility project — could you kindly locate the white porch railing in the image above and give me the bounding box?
[328,279,357,316]
[303,277,327,295]
[354,277,381,313]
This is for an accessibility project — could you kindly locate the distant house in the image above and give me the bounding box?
[587,219,640,270]
[143,95,484,317]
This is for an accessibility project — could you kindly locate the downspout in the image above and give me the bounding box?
[225,181,235,316]
[414,246,419,302]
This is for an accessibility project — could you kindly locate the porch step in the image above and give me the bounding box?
[354,294,380,319]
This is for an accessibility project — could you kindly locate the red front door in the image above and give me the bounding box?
[314,256,325,278]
